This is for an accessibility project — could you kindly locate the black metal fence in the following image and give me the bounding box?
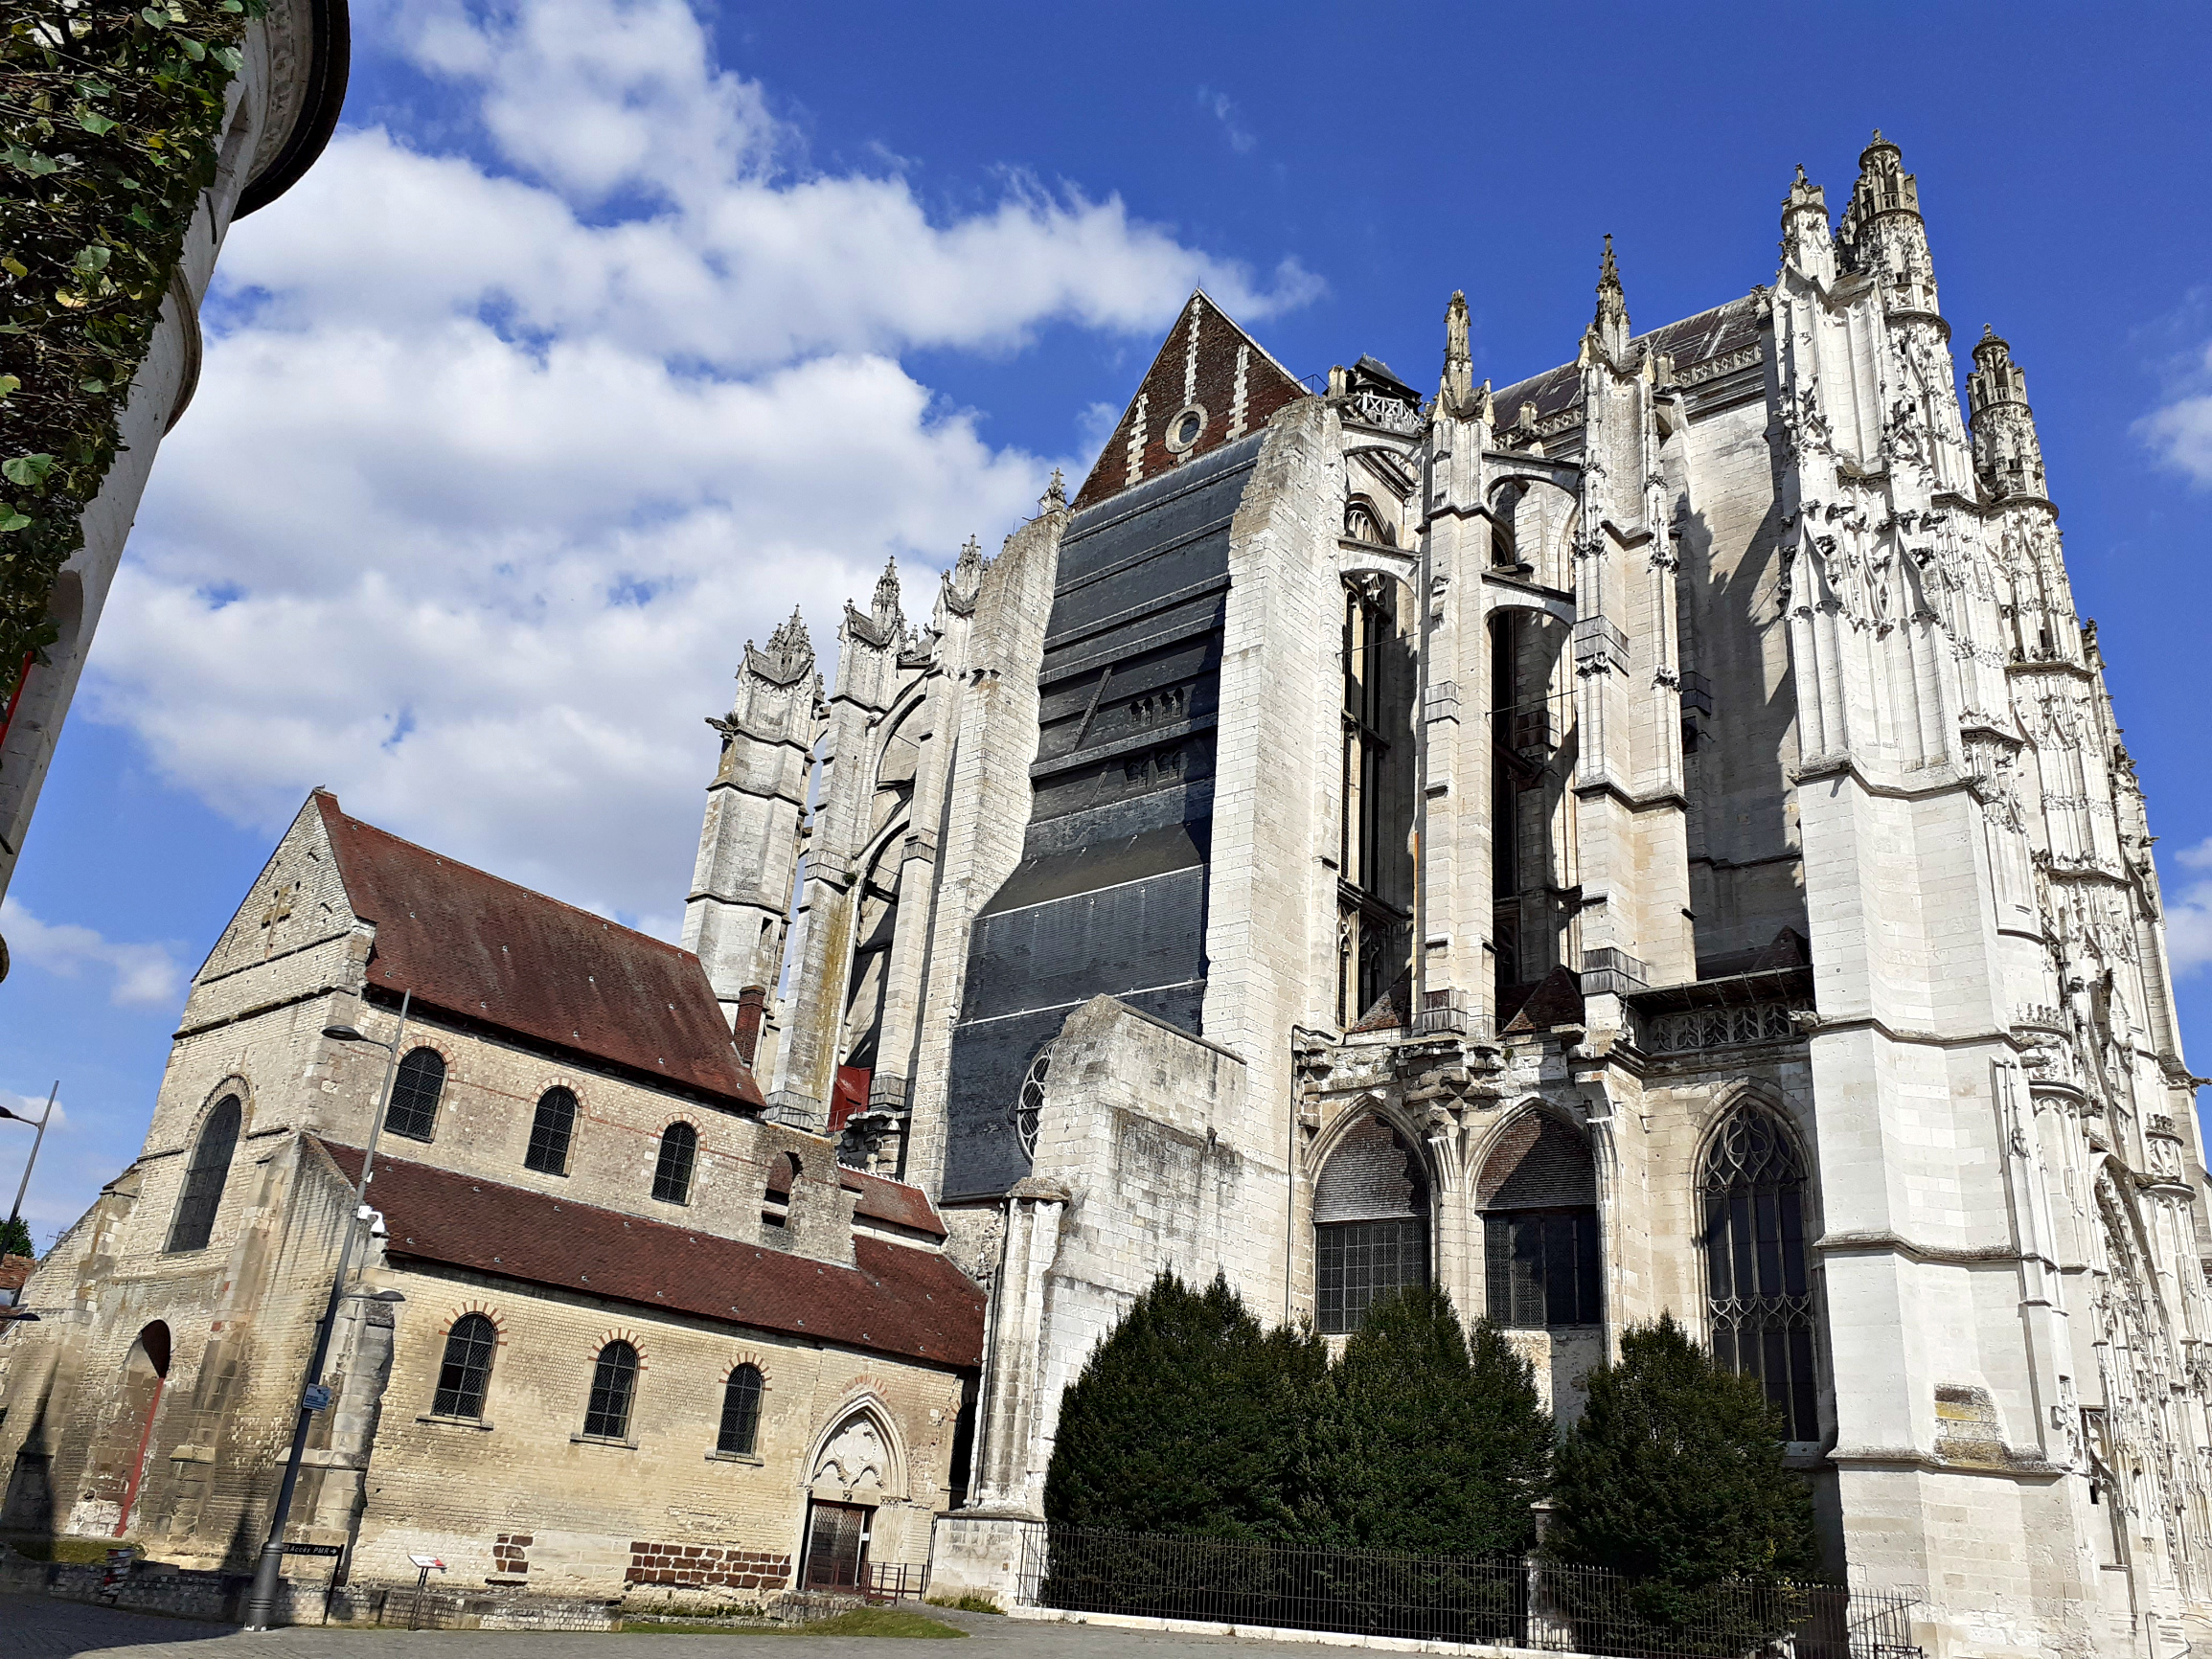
[1017,1525,1920,1659]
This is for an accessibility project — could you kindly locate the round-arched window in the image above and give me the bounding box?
[432,1313,496,1420]
[384,1048,446,1142]
[525,1086,577,1175]
[653,1123,697,1205]
[1312,1114,1430,1335]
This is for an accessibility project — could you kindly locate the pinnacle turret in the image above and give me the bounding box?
[1967,325,2047,501]
[1587,235,1632,364]
[1840,130,1938,315]
[1440,289,1478,418]
[1779,164,1837,284]
[742,606,815,688]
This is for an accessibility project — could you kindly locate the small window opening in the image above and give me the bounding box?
[582,1340,638,1441]
[385,1048,446,1142]
[525,1086,577,1175]
[652,1123,697,1205]
[432,1314,496,1420]
[718,1364,764,1456]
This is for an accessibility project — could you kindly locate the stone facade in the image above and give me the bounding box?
[689,138,2212,1659]
[0,0,348,926]
[0,793,983,1613]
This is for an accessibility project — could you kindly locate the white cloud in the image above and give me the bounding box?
[2166,836,2212,978]
[2136,297,2212,486]
[0,1089,68,1133]
[1199,87,1256,156]
[98,0,1321,922]
[0,900,184,1011]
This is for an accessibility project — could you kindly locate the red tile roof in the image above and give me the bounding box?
[314,793,762,1111]
[840,1169,946,1239]
[321,1142,983,1368]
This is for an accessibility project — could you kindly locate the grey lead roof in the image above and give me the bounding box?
[1488,292,1766,429]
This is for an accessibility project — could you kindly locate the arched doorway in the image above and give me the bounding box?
[801,1405,898,1592]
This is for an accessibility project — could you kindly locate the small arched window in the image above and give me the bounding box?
[384,1048,446,1142]
[525,1087,577,1175]
[165,1096,241,1254]
[432,1313,496,1420]
[583,1340,639,1441]
[652,1123,697,1205]
[718,1363,764,1456]
[1700,1103,1818,1443]
[1312,1114,1430,1335]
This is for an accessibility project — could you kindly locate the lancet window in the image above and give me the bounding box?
[165,1095,241,1254]
[1478,1111,1602,1329]
[1338,576,1413,1025]
[1699,1104,1819,1443]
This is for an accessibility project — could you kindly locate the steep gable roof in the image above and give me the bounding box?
[1489,292,1766,437]
[1072,290,1311,512]
[312,793,763,1111]
[322,1142,983,1367]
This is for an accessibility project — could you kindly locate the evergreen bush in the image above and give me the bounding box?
[1310,1284,1552,1557]
[1044,1270,1326,1539]
[1545,1314,1820,1651]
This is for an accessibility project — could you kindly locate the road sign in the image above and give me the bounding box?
[284,1542,344,1557]
[303,1384,333,1412]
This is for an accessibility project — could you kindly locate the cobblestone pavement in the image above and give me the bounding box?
[2,1599,1369,1659]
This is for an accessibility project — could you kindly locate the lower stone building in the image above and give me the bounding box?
[0,791,984,1608]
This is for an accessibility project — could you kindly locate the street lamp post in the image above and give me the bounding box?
[240,990,411,1632]
[1,1080,58,1271]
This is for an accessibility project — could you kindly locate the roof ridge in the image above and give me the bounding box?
[315,792,692,962]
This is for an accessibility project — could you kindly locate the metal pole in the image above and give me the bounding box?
[3,1080,58,1258]
[242,991,409,1631]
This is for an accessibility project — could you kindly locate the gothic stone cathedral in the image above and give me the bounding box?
[684,135,2212,1656]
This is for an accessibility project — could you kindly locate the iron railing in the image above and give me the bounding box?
[1016,1524,1920,1659]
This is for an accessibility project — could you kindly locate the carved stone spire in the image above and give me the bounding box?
[1040,468,1066,514]
[1967,326,2048,501]
[1840,130,1939,315]
[942,534,985,618]
[1587,234,1632,365]
[1779,163,1837,284]
[744,606,814,686]
[872,557,902,633]
[1440,289,1478,418]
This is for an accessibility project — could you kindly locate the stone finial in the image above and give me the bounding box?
[1439,289,1478,419]
[1588,234,1632,363]
[873,557,901,621]
[1041,467,1066,514]
[940,534,986,619]
[742,606,815,687]
[1779,163,1836,281]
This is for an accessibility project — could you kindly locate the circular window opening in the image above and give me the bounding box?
[1014,1043,1053,1157]
[1165,404,1209,454]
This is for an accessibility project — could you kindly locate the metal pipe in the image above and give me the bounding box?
[241,990,410,1630]
[3,1079,58,1264]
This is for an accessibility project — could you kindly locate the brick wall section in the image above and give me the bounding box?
[627,1541,791,1591]
[1070,291,1310,511]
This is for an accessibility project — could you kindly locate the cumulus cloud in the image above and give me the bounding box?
[2136,293,2212,487]
[2164,836,2212,978]
[0,1088,68,1132]
[0,900,184,1010]
[100,0,1320,921]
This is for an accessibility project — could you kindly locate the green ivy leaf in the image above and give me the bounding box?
[0,511,29,535]
[80,379,105,394]
[140,7,169,26]
[0,377,18,399]
[74,244,111,273]
[178,35,205,60]
[2,456,57,489]
[78,108,117,135]
[210,44,241,72]
[0,257,26,279]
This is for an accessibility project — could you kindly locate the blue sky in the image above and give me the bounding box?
[6,0,2212,1241]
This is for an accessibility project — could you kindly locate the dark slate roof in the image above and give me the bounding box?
[840,1168,946,1239]
[323,1142,984,1368]
[315,793,763,1111]
[1489,293,1766,434]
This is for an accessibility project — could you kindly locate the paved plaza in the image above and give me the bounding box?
[0,1600,1382,1659]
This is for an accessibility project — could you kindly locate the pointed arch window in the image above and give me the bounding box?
[582,1340,639,1442]
[384,1048,446,1142]
[432,1314,497,1420]
[165,1095,241,1254]
[652,1123,697,1205]
[1479,1112,1602,1329]
[525,1087,577,1175]
[1699,1104,1819,1443]
[1313,1114,1429,1335]
[718,1364,764,1456]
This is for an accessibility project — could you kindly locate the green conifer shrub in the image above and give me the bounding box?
[1545,1314,1820,1651]
[1044,1269,1326,1538]
[1310,1284,1552,1557]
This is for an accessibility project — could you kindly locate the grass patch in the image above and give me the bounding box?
[0,1535,136,1564]
[621,1609,964,1638]
[924,1596,1003,1615]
